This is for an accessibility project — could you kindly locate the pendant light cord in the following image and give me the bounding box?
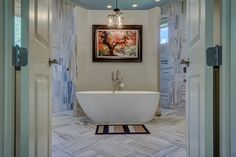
[114,0,120,12]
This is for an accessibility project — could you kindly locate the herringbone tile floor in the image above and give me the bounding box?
[52,109,186,157]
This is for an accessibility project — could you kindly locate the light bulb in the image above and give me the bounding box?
[117,15,122,27]
[107,5,112,9]
[108,16,114,26]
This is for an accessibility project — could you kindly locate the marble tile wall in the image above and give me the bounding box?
[160,0,187,110]
[52,0,78,113]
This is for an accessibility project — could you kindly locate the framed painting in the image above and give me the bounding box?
[92,25,142,62]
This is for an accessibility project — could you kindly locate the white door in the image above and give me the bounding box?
[25,0,52,156]
[186,0,214,156]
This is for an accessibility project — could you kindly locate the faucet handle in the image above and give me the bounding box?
[112,71,114,78]
[116,70,120,74]
[116,70,121,78]
[119,78,125,88]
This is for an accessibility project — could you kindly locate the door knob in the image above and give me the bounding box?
[180,59,190,66]
[49,58,59,66]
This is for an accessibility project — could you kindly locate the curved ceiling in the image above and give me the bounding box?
[70,0,174,10]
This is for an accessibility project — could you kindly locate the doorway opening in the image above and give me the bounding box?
[52,0,187,156]
[7,0,225,155]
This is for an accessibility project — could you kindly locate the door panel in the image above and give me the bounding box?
[28,0,52,156]
[189,0,200,46]
[187,0,213,156]
[35,76,50,157]
[35,0,50,46]
[3,0,15,156]
[188,76,201,157]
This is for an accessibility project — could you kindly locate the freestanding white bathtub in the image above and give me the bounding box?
[76,91,160,124]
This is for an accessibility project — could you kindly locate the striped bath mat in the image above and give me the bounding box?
[95,124,150,135]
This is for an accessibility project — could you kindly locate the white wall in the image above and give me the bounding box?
[76,6,160,91]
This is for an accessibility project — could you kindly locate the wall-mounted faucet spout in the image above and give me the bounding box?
[112,70,124,93]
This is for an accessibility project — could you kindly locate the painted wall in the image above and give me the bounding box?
[51,0,78,113]
[76,7,160,92]
[159,0,187,110]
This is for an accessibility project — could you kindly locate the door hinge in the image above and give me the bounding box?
[12,45,28,71]
[207,45,222,67]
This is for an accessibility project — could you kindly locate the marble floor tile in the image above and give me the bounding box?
[52,109,186,157]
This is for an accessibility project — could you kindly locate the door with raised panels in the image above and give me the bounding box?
[186,0,214,156]
[26,0,52,156]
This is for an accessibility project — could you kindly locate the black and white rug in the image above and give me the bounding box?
[95,124,150,135]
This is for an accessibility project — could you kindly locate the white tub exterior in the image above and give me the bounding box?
[76,91,160,124]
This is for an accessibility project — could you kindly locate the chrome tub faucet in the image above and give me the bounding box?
[112,70,124,93]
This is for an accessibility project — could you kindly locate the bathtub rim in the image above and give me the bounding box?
[76,91,160,95]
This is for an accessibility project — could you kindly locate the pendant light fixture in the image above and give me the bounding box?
[107,0,124,27]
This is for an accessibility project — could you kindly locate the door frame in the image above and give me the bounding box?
[0,0,15,157]
[0,0,4,156]
[0,0,234,156]
[20,0,30,156]
[0,0,30,156]
[221,0,236,156]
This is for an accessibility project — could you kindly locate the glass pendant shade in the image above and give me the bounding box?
[107,0,124,27]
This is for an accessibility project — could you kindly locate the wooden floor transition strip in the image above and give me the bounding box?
[95,124,150,135]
